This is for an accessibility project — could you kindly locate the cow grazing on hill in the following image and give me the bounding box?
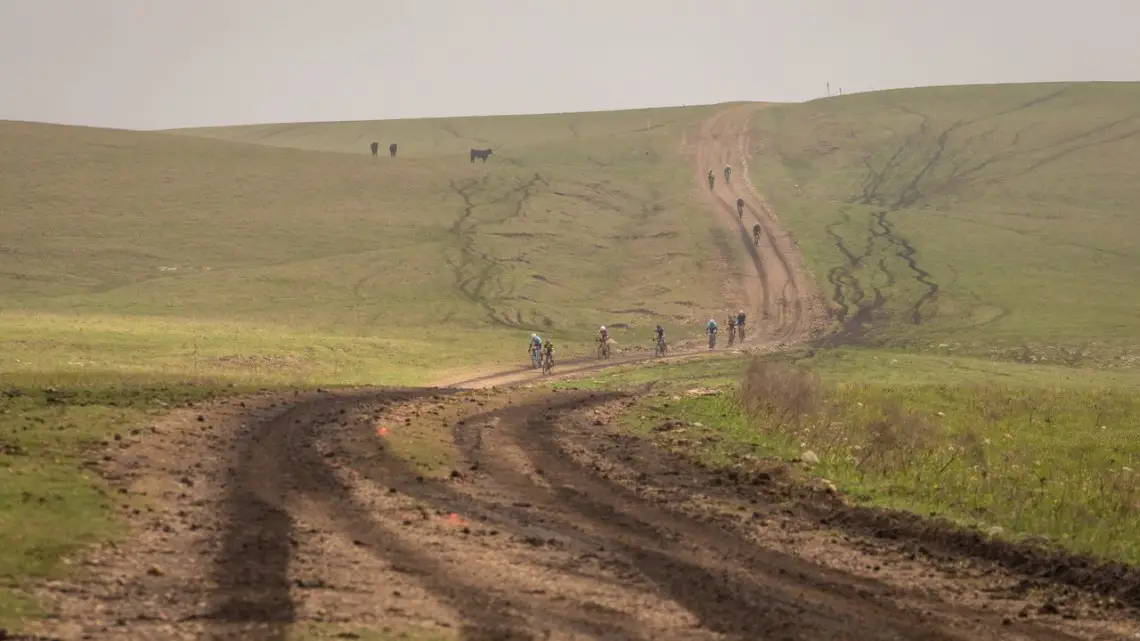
[470,148,493,163]
[370,141,379,156]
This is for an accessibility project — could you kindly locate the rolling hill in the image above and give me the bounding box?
[744,81,1140,365]
[1,106,743,385]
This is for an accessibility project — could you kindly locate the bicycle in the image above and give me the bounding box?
[530,347,542,369]
[654,336,667,357]
[597,337,611,359]
[542,351,554,375]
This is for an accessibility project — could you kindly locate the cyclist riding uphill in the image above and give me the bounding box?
[707,169,715,188]
[654,324,665,342]
[736,310,747,328]
[529,333,543,363]
[599,325,610,343]
[543,339,554,359]
[706,318,718,336]
[724,165,732,183]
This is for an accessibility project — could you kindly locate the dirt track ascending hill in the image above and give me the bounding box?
[685,103,829,346]
[24,109,1140,641]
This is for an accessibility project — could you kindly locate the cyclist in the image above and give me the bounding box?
[736,310,747,329]
[529,333,543,367]
[707,169,715,189]
[752,223,762,245]
[599,325,609,343]
[724,165,732,184]
[736,197,745,218]
[706,318,718,349]
[727,315,737,344]
[654,324,665,344]
[542,340,554,367]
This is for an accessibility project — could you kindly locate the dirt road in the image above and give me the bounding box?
[22,108,1140,641]
[31,387,1140,640]
[686,104,829,346]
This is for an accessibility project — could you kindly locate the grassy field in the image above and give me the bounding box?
[2,105,730,388]
[746,82,1140,365]
[569,350,1140,564]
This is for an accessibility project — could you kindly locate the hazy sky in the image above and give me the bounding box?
[1,0,1136,130]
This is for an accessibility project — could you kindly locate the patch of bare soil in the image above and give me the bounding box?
[22,384,1140,641]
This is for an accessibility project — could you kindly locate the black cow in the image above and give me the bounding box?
[470,148,493,163]
[370,141,379,156]
[389,143,398,158]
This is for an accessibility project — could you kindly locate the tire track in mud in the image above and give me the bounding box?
[206,391,432,640]
[200,386,1135,640]
[307,392,917,640]
[441,395,942,640]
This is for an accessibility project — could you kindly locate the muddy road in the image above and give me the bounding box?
[30,386,1140,640]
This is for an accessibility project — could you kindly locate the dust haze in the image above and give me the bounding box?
[1,0,1137,130]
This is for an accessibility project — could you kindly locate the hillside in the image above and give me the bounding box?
[746,82,1140,364]
[0,105,739,384]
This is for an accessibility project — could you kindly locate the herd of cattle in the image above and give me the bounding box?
[370,141,494,163]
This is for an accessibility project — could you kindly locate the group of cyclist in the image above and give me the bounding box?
[527,312,746,368]
[528,332,555,370]
[525,166,759,369]
[707,165,732,189]
[710,166,763,245]
[703,310,746,349]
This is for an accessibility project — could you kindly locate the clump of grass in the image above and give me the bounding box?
[736,357,1140,563]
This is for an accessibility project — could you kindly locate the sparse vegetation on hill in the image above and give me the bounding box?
[747,82,1140,365]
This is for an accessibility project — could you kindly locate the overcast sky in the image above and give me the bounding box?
[1,0,1136,130]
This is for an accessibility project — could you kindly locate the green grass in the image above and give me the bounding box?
[584,351,1140,563]
[748,82,1140,364]
[0,378,240,627]
[2,104,731,386]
